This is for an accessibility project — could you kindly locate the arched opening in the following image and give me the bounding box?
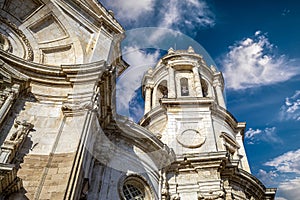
[154,80,168,106]
[123,183,145,199]
[158,81,168,98]
[201,79,208,97]
[120,175,153,200]
[180,78,189,96]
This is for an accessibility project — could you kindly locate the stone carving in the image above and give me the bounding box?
[198,191,224,200]
[171,193,180,200]
[161,188,168,196]
[0,17,34,60]
[9,120,33,142]
[176,129,206,148]
[0,119,33,164]
[0,119,33,198]
[62,101,93,112]
[0,33,11,52]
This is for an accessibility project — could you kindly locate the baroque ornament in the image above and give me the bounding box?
[177,128,206,148]
[0,17,34,60]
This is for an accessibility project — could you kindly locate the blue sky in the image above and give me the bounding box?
[100,0,300,199]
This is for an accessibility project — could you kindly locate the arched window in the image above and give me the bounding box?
[123,183,145,200]
[155,80,168,106]
[180,78,189,96]
[158,80,168,98]
[120,175,153,200]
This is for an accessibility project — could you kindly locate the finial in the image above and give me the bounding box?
[168,47,175,54]
[210,65,217,72]
[187,46,194,53]
[148,67,153,74]
[108,10,114,17]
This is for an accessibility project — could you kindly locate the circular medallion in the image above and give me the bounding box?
[176,129,206,148]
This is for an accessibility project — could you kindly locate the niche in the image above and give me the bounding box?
[201,79,208,97]
[180,78,189,96]
[156,80,168,105]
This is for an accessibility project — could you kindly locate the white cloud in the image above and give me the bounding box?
[222,31,299,90]
[245,128,262,138]
[262,150,300,199]
[265,149,300,174]
[102,0,215,37]
[116,46,160,119]
[276,197,288,200]
[159,0,215,30]
[245,127,281,144]
[257,169,278,185]
[280,90,300,121]
[277,177,300,200]
[101,0,155,21]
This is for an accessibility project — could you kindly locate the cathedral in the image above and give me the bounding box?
[0,0,276,199]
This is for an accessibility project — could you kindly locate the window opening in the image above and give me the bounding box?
[180,78,189,96]
[123,183,145,200]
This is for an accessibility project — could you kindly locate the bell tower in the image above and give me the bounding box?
[140,47,252,199]
[140,46,244,157]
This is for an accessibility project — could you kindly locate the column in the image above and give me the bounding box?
[193,65,203,97]
[213,77,226,108]
[0,84,20,125]
[168,66,176,98]
[144,85,152,114]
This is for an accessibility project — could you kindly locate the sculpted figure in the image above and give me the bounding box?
[0,33,11,51]
[10,120,33,142]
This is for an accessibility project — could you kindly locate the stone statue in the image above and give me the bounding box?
[0,33,11,52]
[9,120,33,142]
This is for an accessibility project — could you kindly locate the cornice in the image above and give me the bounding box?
[161,97,215,105]
[222,168,277,199]
[139,105,166,127]
[0,50,110,86]
[211,103,246,135]
[58,0,124,34]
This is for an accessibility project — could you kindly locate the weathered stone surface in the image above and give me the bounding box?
[140,47,276,200]
[0,1,276,200]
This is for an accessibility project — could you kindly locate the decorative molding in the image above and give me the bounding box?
[0,33,12,52]
[118,173,156,200]
[28,13,69,44]
[0,16,34,61]
[220,132,240,154]
[40,44,73,65]
[177,129,206,148]
[198,190,224,200]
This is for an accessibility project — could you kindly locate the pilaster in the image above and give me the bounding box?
[193,65,203,97]
[168,66,176,98]
[213,74,226,109]
[144,85,153,114]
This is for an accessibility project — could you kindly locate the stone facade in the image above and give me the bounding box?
[140,47,276,199]
[0,0,276,200]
